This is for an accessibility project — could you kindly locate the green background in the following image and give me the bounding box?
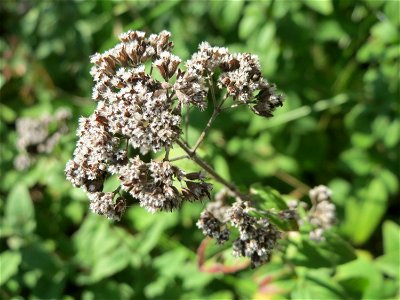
[0,1,399,299]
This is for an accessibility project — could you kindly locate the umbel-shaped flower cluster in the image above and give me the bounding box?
[197,194,281,268]
[66,30,284,266]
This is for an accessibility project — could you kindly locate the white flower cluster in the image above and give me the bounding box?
[89,30,181,154]
[308,185,336,241]
[197,197,280,268]
[174,41,283,115]
[15,108,71,170]
[196,197,231,244]
[66,30,284,221]
[118,158,180,213]
[65,114,121,192]
[229,201,280,268]
[88,192,126,221]
[66,31,184,219]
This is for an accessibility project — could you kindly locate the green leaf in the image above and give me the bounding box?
[214,155,231,181]
[31,270,66,300]
[335,256,384,299]
[5,183,36,235]
[20,242,62,275]
[103,174,120,192]
[257,210,298,232]
[256,23,276,51]
[328,178,351,206]
[292,269,347,299]
[137,218,167,255]
[0,103,17,122]
[340,148,373,176]
[382,220,399,254]
[383,119,399,148]
[351,132,375,149]
[0,251,22,285]
[303,0,333,15]
[315,21,348,42]
[375,252,400,278]
[83,281,134,300]
[221,0,244,32]
[239,4,263,39]
[180,263,214,291]
[384,0,400,25]
[144,277,169,298]
[90,243,131,282]
[250,184,288,211]
[74,215,139,284]
[289,232,356,268]
[376,169,398,195]
[371,20,398,44]
[351,179,388,244]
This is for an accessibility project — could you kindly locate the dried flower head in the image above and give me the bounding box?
[175,41,283,115]
[228,201,280,268]
[66,29,284,228]
[196,199,281,268]
[15,108,71,170]
[118,158,182,213]
[308,185,336,241]
[88,192,126,221]
[197,210,230,245]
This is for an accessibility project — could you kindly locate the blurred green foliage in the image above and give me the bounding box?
[0,0,399,299]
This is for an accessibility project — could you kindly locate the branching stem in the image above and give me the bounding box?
[191,88,227,153]
[191,108,220,153]
[176,139,246,200]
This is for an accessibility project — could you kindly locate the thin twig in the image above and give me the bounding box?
[274,169,310,197]
[289,188,306,200]
[191,110,219,153]
[125,138,129,153]
[176,139,246,201]
[185,106,190,144]
[191,95,227,153]
[208,76,217,107]
[169,155,190,162]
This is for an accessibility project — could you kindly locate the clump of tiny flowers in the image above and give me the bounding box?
[15,108,71,170]
[65,30,284,221]
[308,185,336,241]
[196,190,280,268]
[175,41,283,114]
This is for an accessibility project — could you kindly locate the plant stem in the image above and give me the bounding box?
[191,109,219,153]
[169,154,189,162]
[185,106,190,144]
[176,139,246,200]
[163,148,170,161]
[191,96,226,153]
[274,169,310,197]
[208,77,217,107]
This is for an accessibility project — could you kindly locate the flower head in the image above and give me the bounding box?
[66,29,284,226]
[308,185,336,241]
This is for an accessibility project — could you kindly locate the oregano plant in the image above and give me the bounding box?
[65,30,335,268]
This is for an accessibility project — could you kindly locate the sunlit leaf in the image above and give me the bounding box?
[0,251,22,286]
[303,0,333,15]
